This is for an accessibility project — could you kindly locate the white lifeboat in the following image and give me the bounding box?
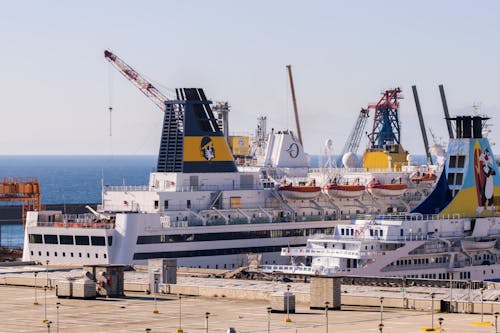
[323,184,366,198]
[367,179,407,197]
[278,184,321,200]
[461,237,497,251]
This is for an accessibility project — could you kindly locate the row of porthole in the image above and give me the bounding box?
[30,250,107,259]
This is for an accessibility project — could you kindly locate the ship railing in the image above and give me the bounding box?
[176,184,266,192]
[104,185,149,192]
[32,220,114,229]
[352,213,477,222]
[261,264,315,274]
[281,247,378,258]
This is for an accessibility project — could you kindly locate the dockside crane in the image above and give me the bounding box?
[104,50,171,110]
[368,88,402,149]
[339,108,370,158]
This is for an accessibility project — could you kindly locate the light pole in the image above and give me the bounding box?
[205,312,210,333]
[56,302,60,333]
[468,279,472,313]
[285,284,292,323]
[379,297,384,325]
[480,288,485,323]
[43,286,48,323]
[494,312,499,333]
[176,294,183,333]
[267,307,272,333]
[449,272,453,303]
[45,260,50,289]
[34,272,39,305]
[325,301,330,333]
[430,293,435,330]
[145,329,151,333]
[378,323,384,333]
[438,317,444,332]
[46,320,52,333]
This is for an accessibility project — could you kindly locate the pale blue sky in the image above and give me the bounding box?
[1,1,499,155]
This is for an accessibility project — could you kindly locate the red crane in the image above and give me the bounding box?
[104,50,170,110]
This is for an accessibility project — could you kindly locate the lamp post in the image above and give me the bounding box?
[46,320,52,333]
[325,301,330,333]
[176,294,183,333]
[285,285,292,323]
[468,279,472,313]
[56,302,60,333]
[378,323,384,333]
[145,329,151,333]
[267,307,272,333]
[438,317,444,332]
[480,288,485,323]
[34,272,39,305]
[494,312,499,333]
[449,272,453,303]
[43,286,48,323]
[430,293,435,330]
[205,312,210,333]
[379,297,384,325]
[45,260,50,289]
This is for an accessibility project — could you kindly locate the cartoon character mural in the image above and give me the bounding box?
[200,136,215,161]
[474,142,496,213]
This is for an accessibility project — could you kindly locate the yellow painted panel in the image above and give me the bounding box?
[440,186,500,216]
[230,197,241,208]
[184,136,234,162]
[229,136,250,156]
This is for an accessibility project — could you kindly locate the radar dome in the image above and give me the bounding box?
[342,152,358,168]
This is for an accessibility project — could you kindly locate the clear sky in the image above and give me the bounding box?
[1,0,499,156]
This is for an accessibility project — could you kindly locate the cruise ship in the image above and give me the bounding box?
[263,115,500,281]
[22,51,439,268]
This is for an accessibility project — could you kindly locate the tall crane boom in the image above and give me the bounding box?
[104,50,169,110]
[340,108,370,157]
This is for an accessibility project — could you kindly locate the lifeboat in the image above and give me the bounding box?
[323,184,366,198]
[461,237,497,251]
[410,171,437,184]
[278,184,322,200]
[367,180,407,197]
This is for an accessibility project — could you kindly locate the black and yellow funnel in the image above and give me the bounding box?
[156,88,237,173]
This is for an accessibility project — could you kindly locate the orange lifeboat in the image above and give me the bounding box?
[367,179,407,197]
[278,179,321,200]
[410,171,437,184]
[323,184,366,198]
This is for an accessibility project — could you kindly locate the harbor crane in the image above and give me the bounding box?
[104,50,170,110]
[339,107,370,158]
[0,177,42,227]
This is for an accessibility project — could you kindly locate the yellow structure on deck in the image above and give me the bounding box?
[0,177,42,226]
[362,143,409,171]
[228,136,250,158]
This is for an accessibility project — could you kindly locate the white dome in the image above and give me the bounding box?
[342,152,358,168]
[407,154,413,162]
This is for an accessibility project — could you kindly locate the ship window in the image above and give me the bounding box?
[71,252,74,257]
[59,235,74,245]
[341,229,345,235]
[455,173,464,185]
[400,229,404,236]
[44,234,58,244]
[87,253,90,258]
[91,236,105,246]
[457,155,466,168]
[107,236,113,246]
[79,253,82,258]
[29,234,43,244]
[62,252,65,257]
[30,251,33,256]
[75,236,90,246]
[380,230,383,237]
[104,254,107,259]
[46,251,49,256]
[449,155,457,168]
[164,200,169,210]
[38,251,41,256]
[447,173,456,185]
[96,253,99,258]
[154,200,159,209]
[187,200,191,209]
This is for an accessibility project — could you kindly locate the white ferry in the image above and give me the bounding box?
[263,115,500,281]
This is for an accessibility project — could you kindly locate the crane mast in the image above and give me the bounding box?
[104,50,169,110]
